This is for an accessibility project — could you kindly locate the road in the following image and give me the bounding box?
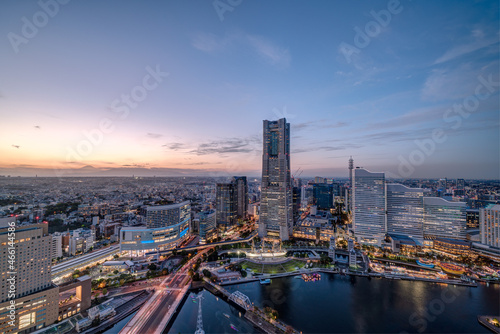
[120,247,212,334]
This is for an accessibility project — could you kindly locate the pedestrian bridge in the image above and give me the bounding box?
[203,278,252,310]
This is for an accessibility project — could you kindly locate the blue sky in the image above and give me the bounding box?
[0,0,498,178]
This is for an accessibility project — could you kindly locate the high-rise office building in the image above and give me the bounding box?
[353,168,386,246]
[386,184,425,243]
[312,183,339,210]
[0,223,59,333]
[259,118,293,241]
[292,186,301,219]
[232,176,248,219]
[348,156,354,213]
[456,178,465,190]
[480,204,500,248]
[216,182,236,228]
[216,176,248,228]
[197,209,217,244]
[423,197,467,240]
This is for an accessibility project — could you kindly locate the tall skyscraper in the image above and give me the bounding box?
[0,223,59,333]
[353,168,386,246]
[348,156,354,213]
[259,118,293,241]
[216,182,235,227]
[232,176,248,219]
[216,176,248,228]
[386,184,425,243]
[423,197,467,240]
[480,204,500,248]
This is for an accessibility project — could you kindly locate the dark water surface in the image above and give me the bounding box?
[169,273,499,333]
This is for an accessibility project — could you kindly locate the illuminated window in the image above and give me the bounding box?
[19,312,36,329]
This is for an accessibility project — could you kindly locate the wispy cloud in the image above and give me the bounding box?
[434,30,499,64]
[191,32,229,52]
[162,142,186,151]
[246,35,291,67]
[191,31,291,68]
[190,136,260,155]
[147,132,163,139]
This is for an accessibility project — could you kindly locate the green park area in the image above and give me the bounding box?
[240,259,306,274]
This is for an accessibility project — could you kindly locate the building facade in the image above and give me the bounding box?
[259,118,293,241]
[386,184,425,243]
[352,168,386,246]
[0,223,59,333]
[480,204,500,248]
[216,182,236,228]
[423,197,467,240]
[197,209,217,244]
[120,201,191,255]
[145,201,191,229]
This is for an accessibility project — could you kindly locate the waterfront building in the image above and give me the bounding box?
[0,223,59,333]
[423,197,467,240]
[352,168,386,246]
[386,184,425,243]
[259,118,293,241]
[480,204,500,248]
[433,238,471,257]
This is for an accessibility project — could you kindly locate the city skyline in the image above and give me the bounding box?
[1,0,499,179]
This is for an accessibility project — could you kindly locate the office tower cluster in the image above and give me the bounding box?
[351,161,468,246]
[259,118,293,241]
[216,176,248,228]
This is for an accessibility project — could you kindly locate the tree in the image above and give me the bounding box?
[148,263,157,271]
[202,269,212,278]
[113,270,119,275]
[113,254,119,259]
[102,288,108,296]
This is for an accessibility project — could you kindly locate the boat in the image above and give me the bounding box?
[439,263,465,275]
[223,313,230,319]
[260,278,271,285]
[416,258,435,269]
[230,323,239,331]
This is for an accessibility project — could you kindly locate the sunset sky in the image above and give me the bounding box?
[0,0,499,178]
